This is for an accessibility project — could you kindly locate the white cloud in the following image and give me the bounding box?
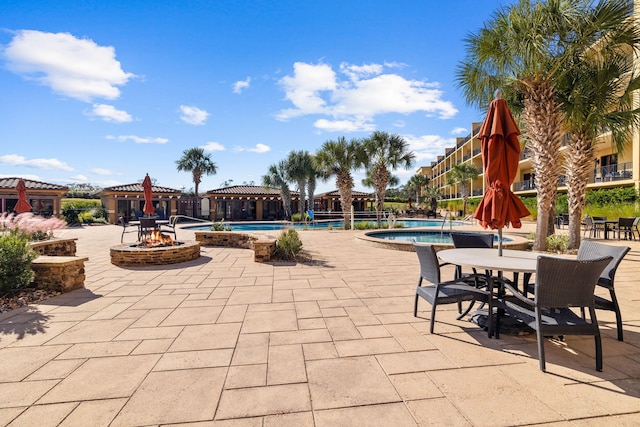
[233,77,251,93]
[105,135,168,144]
[451,127,468,135]
[234,143,271,153]
[402,134,456,163]
[91,167,113,175]
[277,62,337,119]
[0,173,40,180]
[70,174,88,181]
[179,105,209,125]
[87,104,133,123]
[277,61,458,131]
[314,118,375,133]
[3,30,134,102]
[0,154,74,171]
[201,142,225,151]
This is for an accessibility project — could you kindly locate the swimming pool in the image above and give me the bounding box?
[366,230,513,244]
[185,219,461,232]
[358,230,529,252]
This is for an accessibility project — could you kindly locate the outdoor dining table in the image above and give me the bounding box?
[593,219,618,240]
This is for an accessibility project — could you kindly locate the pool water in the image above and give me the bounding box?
[366,230,512,244]
[186,219,460,232]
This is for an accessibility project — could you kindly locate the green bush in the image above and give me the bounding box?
[62,199,106,224]
[211,220,232,231]
[546,234,569,254]
[291,213,302,222]
[274,229,303,260]
[0,234,37,294]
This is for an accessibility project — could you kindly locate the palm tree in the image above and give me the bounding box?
[306,153,322,215]
[446,163,480,216]
[175,147,217,216]
[362,169,400,216]
[362,131,415,227]
[262,160,292,219]
[286,150,314,214]
[558,4,640,248]
[314,137,365,229]
[405,174,430,207]
[456,0,610,251]
[423,186,441,212]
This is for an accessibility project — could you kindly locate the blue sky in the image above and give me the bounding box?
[1,0,512,194]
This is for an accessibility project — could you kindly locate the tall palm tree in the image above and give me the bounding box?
[306,153,322,214]
[456,0,610,251]
[558,3,640,248]
[286,150,314,214]
[262,160,292,219]
[446,163,480,216]
[406,174,430,207]
[175,147,217,216]
[314,137,365,229]
[362,131,415,227]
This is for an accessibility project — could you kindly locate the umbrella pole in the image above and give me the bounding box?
[498,229,503,256]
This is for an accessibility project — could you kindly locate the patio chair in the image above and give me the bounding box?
[582,215,597,238]
[613,217,636,241]
[158,215,179,240]
[413,243,494,336]
[119,216,138,243]
[138,217,157,241]
[499,255,613,372]
[577,240,630,341]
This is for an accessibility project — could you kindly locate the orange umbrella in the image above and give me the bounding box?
[473,92,530,255]
[14,179,32,213]
[142,174,155,215]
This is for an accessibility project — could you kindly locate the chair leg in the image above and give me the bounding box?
[537,328,546,372]
[610,290,624,342]
[595,333,603,372]
[413,293,419,317]
[456,299,476,320]
[429,302,437,334]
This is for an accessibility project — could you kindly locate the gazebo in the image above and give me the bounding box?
[0,177,68,217]
[100,183,182,224]
[204,185,300,221]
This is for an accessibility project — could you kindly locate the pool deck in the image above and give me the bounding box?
[0,220,639,426]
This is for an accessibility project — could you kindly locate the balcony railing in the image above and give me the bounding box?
[512,174,568,192]
[594,162,633,182]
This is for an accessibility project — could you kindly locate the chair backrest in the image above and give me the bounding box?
[577,239,630,284]
[139,218,156,229]
[618,217,635,228]
[535,256,613,308]
[450,231,494,249]
[633,217,640,227]
[119,216,127,227]
[413,243,441,285]
[583,215,593,226]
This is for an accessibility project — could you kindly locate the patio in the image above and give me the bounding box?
[0,222,639,426]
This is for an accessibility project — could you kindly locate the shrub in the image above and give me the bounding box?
[274,229,303,260]
[291,213,302,222]
[546,234,569,253]
[0,234,37,294]
[211,219,232,231]
[62,199,105,224]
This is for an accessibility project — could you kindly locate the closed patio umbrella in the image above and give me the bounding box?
[14,179,32,213]
[473,91,530,255]
[142,174,155,216]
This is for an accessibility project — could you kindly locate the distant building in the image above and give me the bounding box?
[100,183,181,223]
[0,177,67,217]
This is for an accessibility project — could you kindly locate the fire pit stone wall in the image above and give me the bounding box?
[110,241,200,267]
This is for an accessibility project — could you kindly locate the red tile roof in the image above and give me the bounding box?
[206,185,299,196]
[0,177,68,191]
[102,183,181,194]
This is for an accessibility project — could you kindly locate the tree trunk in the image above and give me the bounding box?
[547,198,556,237]
[336,171,354,229]
[564,132,593,249]
[521,80,563,252]
[373,165,388,228]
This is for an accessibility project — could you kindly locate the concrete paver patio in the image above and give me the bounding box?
[0,222,639,426]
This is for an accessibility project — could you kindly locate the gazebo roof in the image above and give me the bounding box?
[206,185,299,197]
[101,183,181,194]
[315,189,374,199]
[0,177,68,192]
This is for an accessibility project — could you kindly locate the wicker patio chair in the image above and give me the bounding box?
[138,217,157,241]
[577,240,630,341]
[119,216,139,243]
[613,217,636,240]
[158,215,179,240]
[499,255,613,372]
[413,243,494,336]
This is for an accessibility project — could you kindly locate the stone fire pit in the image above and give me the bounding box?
[110,240,200,267]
